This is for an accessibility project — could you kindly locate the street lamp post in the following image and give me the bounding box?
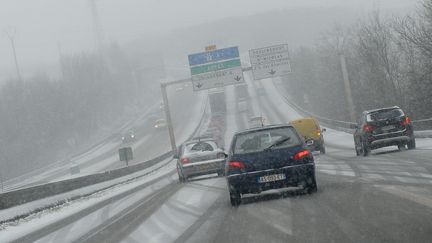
[4,28,22,82]
[339,53,356,122]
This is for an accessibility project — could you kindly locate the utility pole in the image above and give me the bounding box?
[4,28,22,82]
[57,42,65,79]
[89,0,104,51]
[0,172,3,192]
[339,53,356,122]
[161,82,177,152]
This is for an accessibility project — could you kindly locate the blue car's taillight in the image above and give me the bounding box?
[293,150,311,161]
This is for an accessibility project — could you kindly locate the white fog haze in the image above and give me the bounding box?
[0,0,416,80]
[1,0,432,242]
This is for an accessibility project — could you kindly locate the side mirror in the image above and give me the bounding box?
[321,128,327,133]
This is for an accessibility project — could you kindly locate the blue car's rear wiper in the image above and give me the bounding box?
[264,137,291,151]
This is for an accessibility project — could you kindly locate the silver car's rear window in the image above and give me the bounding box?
[184,141,217,154]
[233,127,301,154]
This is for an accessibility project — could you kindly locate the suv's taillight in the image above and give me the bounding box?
[229,161,245,169]
[294,150,311,161]
[401,116,411,126]
[363,124,375,132]
[180,157,189,164]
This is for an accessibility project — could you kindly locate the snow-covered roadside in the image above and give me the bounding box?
[0,90,211,241]
[0,156,174,223]
[0,159,176,242]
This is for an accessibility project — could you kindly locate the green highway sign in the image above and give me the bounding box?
[190,59,241,75]
[119,147,133,166]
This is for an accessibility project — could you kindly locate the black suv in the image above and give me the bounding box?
[352,106,415,156]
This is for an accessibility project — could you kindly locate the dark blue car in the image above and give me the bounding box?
[225,124,317,206]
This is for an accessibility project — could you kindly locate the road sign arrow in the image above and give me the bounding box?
[234,76,242,81]
[195,83,203,89]
[269,69,276,75]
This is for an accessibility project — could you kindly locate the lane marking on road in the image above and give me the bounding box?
[374,185,432,209]
[240,199,293,241]
[125,178,225,243]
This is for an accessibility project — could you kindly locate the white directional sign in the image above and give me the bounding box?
[249,44,291,80]
[188,46,244,91]
[191,67,244,91]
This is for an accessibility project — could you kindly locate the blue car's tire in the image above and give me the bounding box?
[229,190,241,206]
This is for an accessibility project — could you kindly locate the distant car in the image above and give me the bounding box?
[289,117,326,154]
[248,116,265,128]
[121,130,136,143]
[237,98,248,113]
[174,138,226,182]
[352,106,415,156]
[226,124,317,206]
[154,119,167,129]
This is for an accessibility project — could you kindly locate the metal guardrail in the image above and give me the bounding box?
[273,82,432,135]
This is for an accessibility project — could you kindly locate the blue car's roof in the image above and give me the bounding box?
[234,124,295,135]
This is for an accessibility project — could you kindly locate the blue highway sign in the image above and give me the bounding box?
[188,46,239,66]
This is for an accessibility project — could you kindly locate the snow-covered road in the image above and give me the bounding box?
[1,73,432,243]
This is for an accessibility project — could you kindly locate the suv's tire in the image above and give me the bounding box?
[362,141,370,157]
[355,140,360,156]
[408,138,416,150]
[229,190,241,206]
[398,144,406,150]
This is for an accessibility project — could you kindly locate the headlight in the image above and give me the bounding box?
[131,135,135,138]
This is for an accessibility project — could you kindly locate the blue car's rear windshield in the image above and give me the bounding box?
[233,127,301,154]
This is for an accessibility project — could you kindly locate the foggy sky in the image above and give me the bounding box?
[0,0,418,79]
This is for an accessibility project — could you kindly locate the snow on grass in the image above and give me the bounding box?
[0,157,174,223]
[0,160,176,242]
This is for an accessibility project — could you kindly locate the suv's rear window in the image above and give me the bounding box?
[233,127,301,154]
[366,109,404,122]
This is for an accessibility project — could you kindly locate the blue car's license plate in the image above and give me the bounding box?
[257,173,286,183]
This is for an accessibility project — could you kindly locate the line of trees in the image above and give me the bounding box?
[284,1,432,124]
[0,43,159,180]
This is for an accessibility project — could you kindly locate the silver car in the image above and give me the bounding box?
[174,138,226,182]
